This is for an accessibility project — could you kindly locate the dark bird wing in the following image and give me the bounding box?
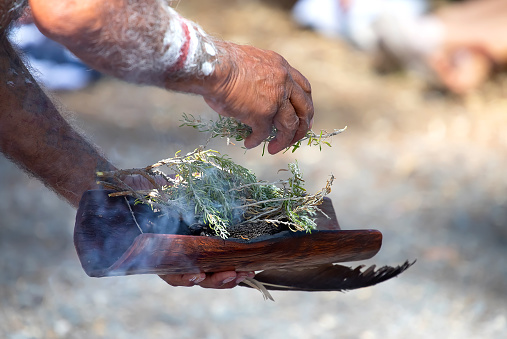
[241,260,415,292]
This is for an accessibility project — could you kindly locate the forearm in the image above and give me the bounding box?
[0,37,115,207]
[29,0,219,94]
[29,0,313,155]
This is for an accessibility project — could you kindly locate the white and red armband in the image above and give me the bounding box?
[161,6,217,78]
[92,1,220,87]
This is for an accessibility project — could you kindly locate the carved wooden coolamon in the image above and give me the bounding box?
[74,190,383,277]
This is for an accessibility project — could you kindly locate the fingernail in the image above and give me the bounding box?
[236,276,247,284]
[222,276,236,284]
[194,276,206,284]
[189,275,205,284]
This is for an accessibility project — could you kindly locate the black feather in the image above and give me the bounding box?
[242,260,415,292]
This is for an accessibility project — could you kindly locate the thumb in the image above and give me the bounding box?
[244,125,271,149]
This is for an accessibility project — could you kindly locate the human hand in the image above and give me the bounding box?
[159,271,255,289]
[122,174,255,289]
[202,42,314,154]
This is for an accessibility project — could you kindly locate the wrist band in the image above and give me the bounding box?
[163,6,217,77]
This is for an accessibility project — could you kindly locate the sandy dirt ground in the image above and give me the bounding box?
[1,1,507,338]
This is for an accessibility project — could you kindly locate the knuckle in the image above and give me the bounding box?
[304,101,315,116]
[288,115,300,128]
[258,101,279,116]
[268,49,285,62]
[301,77,312,93]
[276,114,299,131]
[272,67,290,82]
[294,93,314,116]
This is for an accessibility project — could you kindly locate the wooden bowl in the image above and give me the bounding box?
[74,190,382,277]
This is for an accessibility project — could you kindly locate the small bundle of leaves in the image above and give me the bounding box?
[97,148,333,239]
[180,113,347,154]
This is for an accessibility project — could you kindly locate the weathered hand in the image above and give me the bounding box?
[203,42,314,154]
[122,175,255,289]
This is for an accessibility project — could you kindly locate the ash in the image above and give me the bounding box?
[189,220,291,240]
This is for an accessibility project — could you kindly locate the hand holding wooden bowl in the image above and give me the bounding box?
[74,190,413,297]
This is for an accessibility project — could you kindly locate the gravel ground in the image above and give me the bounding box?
[1,1,506,338]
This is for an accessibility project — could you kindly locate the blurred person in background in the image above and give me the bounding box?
[293,0,507,94]
[374,0,507,94]
[0,0,313,288]
[292,0,428,52]
[8,9,101,91]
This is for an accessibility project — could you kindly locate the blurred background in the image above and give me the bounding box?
[1,0,507,338]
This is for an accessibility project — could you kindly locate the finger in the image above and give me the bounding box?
[122,174,170,190]
[289,67,312,94]
[197,271,237,289]
[244,121,272,150]
[159,272,235,288]
[159,271,255,289]
[198,271,255,289]
[159,272,236,289]
[288,81,313,144]
[182,273,207,285]
[267,103,299,154]
[158,273,205,287]
[206,95,272,150]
